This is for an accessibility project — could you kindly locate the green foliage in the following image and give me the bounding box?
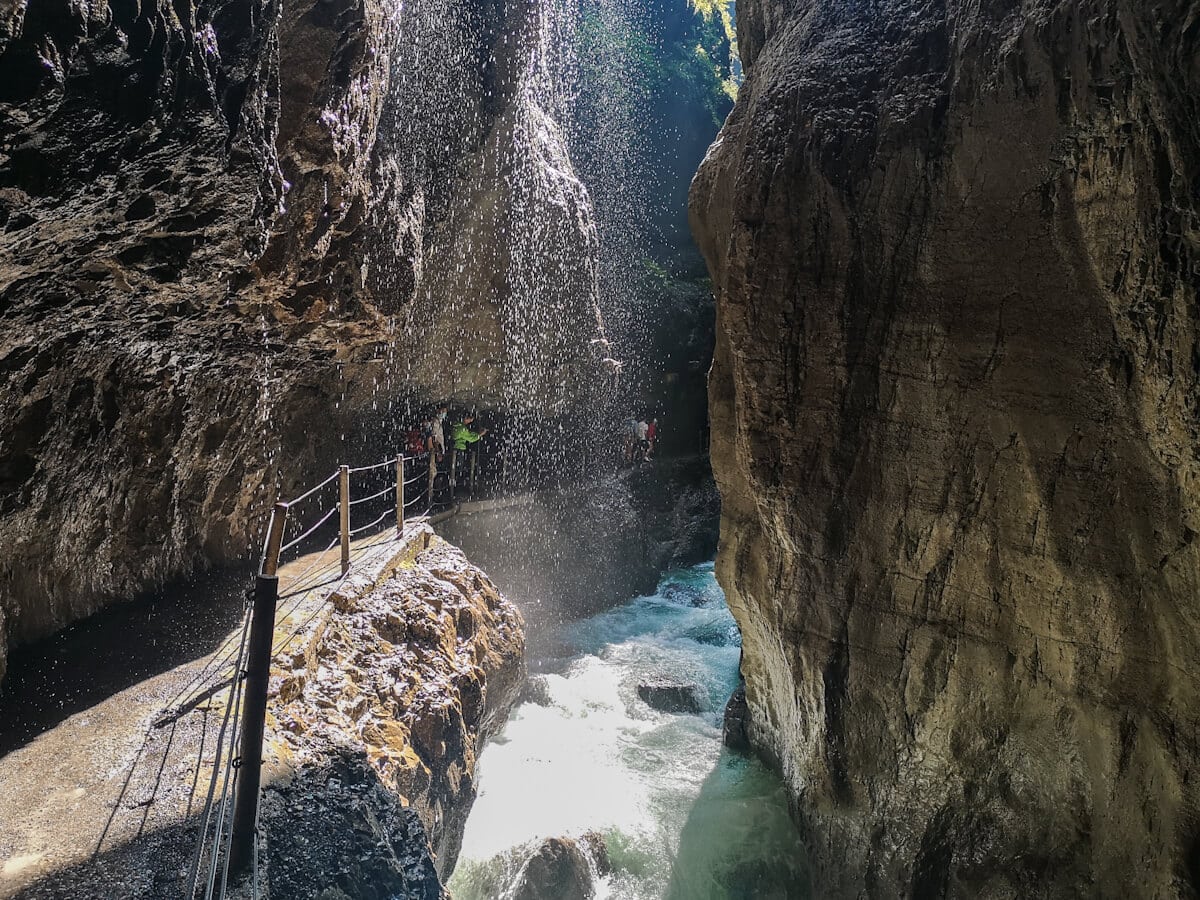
[689,0,735,46]
[575,0,738,127]
[673,2,739,118]
[643,259,672,282]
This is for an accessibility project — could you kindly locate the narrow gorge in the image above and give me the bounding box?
[2,0,1199,897]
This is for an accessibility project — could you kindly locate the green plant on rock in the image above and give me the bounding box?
[575,0,739,126]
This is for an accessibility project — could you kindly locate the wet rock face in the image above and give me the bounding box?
[721,681,750,754]
[637,680,706,714]
[388,0,607,413]
[261,748,445,900]
[0,0,294,682]
[692,1,1200,896]
[511,836,605,900]
[0,0,602,682]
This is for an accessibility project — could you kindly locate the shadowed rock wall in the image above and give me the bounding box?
[0,0,299,682]
[0,0,602,681]
[691,1,1200,896]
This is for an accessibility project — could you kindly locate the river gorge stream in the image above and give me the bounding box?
[448,563,809,899]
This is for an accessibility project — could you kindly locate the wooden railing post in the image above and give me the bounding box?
[260,501,289,578]
[469,446,478,496]
[395,454,404,536]
[230,500,287,873]
[449,447,457,489]
[339,464,350,574]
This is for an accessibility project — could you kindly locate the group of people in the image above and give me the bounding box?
[405,404,489,464]
[623,415,658,464]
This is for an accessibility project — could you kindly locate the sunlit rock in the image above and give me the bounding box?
[691,0,1200,895]
[0,528,522,897]
[266,533,525,879]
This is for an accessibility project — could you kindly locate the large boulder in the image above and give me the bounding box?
[637,680,706,715]
[512,837,596,900]
[0,528,522,898]
[268,533,526,878]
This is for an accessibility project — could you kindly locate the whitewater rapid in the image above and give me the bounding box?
[449,562,809,899]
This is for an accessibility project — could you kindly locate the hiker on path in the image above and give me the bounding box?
[452,414,488,452]
[431,404,449,460]
[623,415,638,464]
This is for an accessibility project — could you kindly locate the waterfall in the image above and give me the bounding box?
[374,0,612,423]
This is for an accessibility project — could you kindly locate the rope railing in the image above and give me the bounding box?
[278,506,338,555]
[283,469,339,507]
[348,484,395,507]
[347,459,396,474]
[277,536,341,600]
[349,507,394,537]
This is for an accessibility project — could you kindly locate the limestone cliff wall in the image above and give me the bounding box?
[0,0,602,681]
[691,1,1200,896]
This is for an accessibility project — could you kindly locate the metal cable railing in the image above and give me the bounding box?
[189,449,445,882]
[116,447,465,897]
[184,603,252,899]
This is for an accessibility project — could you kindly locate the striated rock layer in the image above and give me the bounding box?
[691,1,1200,897]
[0,0,602,681]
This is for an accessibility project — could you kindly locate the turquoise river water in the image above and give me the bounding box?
[448,562,811,899]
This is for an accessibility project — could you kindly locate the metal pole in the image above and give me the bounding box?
[339,464,350,574]
[229,500,287,873]
[449,447,457,490]
[229,572,278,874]
[396,454,404,536]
